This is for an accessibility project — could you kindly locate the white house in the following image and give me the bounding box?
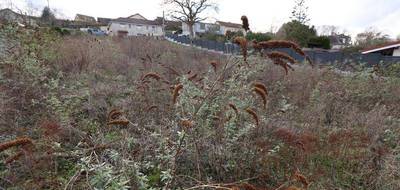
[362,41,400,56]
[182,20,244,37]
[215,21,245,35]
[182,22,220,36]
[108,17,163,37]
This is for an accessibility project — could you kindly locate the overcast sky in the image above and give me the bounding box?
[2,0,400,38]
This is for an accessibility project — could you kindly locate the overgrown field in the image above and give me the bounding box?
[1,24,400,190]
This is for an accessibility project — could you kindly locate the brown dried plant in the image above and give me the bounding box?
[188,73,198,81]
[146,105,158,112]
[233,36,248,62]
[245,108,259,126]
[108,109,123,121]
[209,61,219,72]
[293,169,310,189]
[266,51,297,65]
[107,120,129,126]
[142,72,162,81]
[5,150,24,164]
[273,59,295,75]
[0,137,33,152]
[180,119,194,129]
[173,84,184,104]
[253,87,267,108]
[258,40,313,66]
[253,82,268,95]
[241,15,250,31]
[228,103,239,117]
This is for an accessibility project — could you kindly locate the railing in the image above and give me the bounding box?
[166,34,240,54]
[166,34,400,66]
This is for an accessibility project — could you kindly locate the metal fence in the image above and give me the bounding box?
[166,34,400,66]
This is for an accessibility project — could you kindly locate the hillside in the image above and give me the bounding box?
[0,25,400,190]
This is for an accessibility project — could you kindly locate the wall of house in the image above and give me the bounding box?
[182,22,222,36]
[220,26,244,35]
[108,22,163,36]
[393,48,400,56]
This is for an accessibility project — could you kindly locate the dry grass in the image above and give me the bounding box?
[2,26,400,190]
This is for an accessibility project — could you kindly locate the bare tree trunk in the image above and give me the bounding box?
[189,23,195,39]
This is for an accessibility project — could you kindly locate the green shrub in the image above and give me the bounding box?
[308,36,331,49]
[245,32,273,42]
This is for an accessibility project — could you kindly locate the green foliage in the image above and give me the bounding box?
[201,32,226,42]
[291,0,310,24]
[308,36,331,49]
[276,20,317,47]
[225,30,244,41]
[246,32,273,42]
[41,6,56,24]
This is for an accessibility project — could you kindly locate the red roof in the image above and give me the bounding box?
[362,40,400,54]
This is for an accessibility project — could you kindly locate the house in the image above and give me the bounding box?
[182,22,221,37]
[182,20,244,37]
[362,40,400,56]
[75,14,96,23]
[0,8,38,26]
[126,13,147,20]
[328,34,351,49]
[154,17,182,34]
[215,21,245,35]
[97,17,112,32]
[108,17,163,37]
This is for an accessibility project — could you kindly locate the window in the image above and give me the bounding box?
[200,23,206,30]
[129,24,131,28]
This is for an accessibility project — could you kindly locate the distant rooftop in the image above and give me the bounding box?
[362,40,400,54]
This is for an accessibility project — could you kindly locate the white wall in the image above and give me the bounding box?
[108,22,163,36]
[182,22,222,36]
[220,26,244,35]
[393,48,400,56]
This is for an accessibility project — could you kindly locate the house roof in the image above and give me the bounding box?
[361,40,400,54]
[216,21,242,28]
[75,14,96,22]
[127,13,147,20]
[97,17,112,25]
[111,18,161,26]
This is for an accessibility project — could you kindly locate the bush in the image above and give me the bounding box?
[245,32,273,42]
[225,30,244,41]
[308,36,331,49]
[276,20,317,47]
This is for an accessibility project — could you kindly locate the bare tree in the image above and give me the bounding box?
[318,25,340,36]
[290,0,310,24]
[163,0,218,38]
[355,27,390,48]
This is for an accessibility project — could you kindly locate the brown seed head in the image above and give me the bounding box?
[0,137,33,153]
[142,72,162,81]
[173,84,184,104]
[209,61,219,72]
[266,51,297,64]
[253,87,267,108]
[108,109,123,121]
[245,108,259,126]
[241,15,250,31]
[180,119,194,129]
[5,151,24,164]
[233,37,248,62]
[228,103,239,117]
[253,82,268,95]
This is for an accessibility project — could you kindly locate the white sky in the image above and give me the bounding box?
[2,0,400,38]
